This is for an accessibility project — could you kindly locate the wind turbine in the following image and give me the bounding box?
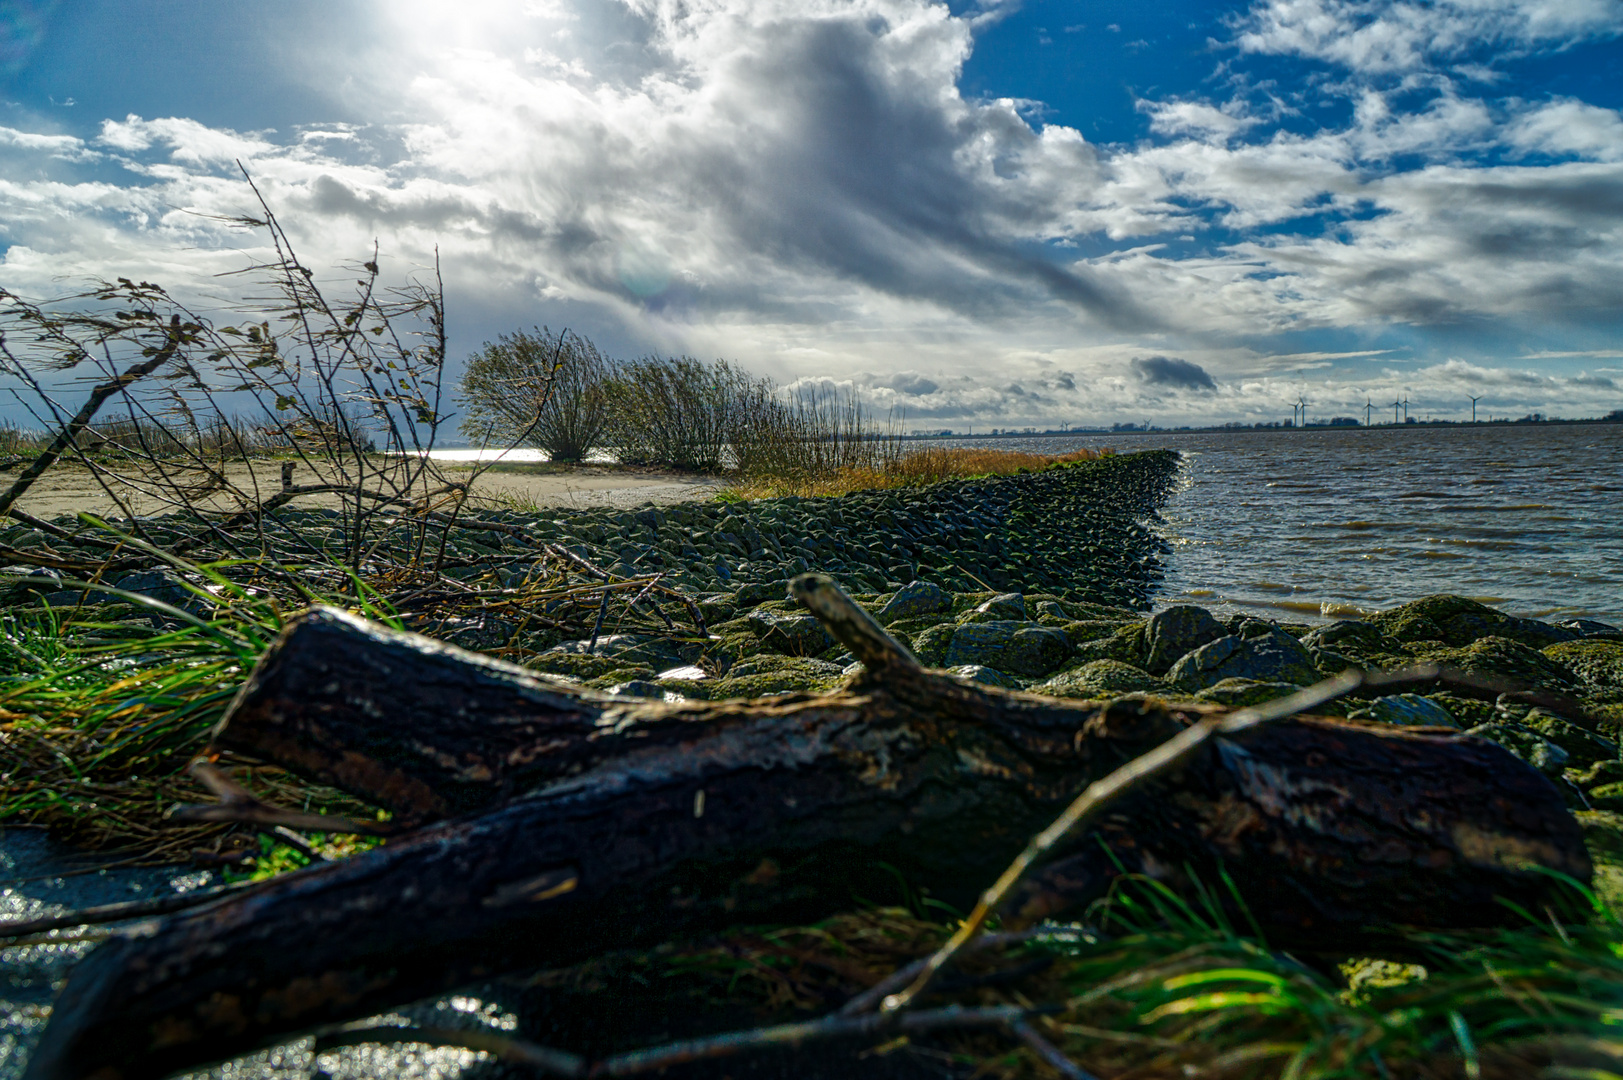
[1391,399,1402,424]
[1401,397,1410,423]
[1469,394,1482,423]
[1363,398,1375,426]
[1295,394,1310,428]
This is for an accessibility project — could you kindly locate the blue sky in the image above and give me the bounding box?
[2,0,1621,428]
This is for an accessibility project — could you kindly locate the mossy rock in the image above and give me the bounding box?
[1545,639,1623,696]
[950,592,998,615]
[712,656,845,697]
[887,613,956,637]
[531,654,657,681]
[1194,678,1315,710]
[1465,721,1570,776]
[581,665,660,689]
[944,621,1073,677]
[1520,709,1619,770]
[1424,692,1498,729]
[1347,693,1459,728]
[912,622,956,667]
[1589,702,1623,740]
[1371,594,1576,650]
[1059,619,1135,646]
[1410,636,1582,693]
[1575,810,1623,917]
[1070,622,1146,664]
[1036,659,1163,699]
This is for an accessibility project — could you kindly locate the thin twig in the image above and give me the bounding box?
[1009,1019,1098,1080]
[320,1005,1048,1079]
[0,315,187,518]
[839,927,1088,1016]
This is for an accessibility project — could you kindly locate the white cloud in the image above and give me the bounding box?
[1230,0,1623,76]
[0,0,1620,431]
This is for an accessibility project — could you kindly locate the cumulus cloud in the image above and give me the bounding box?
[1131,356,1218,391]
[0,0,1620,432]
[1229,0,1623,76]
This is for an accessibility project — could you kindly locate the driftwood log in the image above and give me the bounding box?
[27,576,1589,1080]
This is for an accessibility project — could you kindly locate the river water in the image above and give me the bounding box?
[945,422,1623,627]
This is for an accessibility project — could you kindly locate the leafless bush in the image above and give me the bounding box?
[603,356,763,472]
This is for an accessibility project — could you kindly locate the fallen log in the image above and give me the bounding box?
[26,576,1589,1080]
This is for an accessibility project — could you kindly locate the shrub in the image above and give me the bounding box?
[459,327,613,462]
[603,356,762,472]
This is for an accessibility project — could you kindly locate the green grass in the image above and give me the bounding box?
[0,523,402,856]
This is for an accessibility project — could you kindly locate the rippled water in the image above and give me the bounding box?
[942,423,1623,626]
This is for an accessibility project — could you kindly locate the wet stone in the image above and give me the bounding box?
[1143,605,1226,676]
[944,621,1072,677]
[1167,626,1319,690]
[747,612,836,658]
[974,592,1027,620]
[1355,694,1459,728]
[948,664,1018,688]
[877,580,950,624]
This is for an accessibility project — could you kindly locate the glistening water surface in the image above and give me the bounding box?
[946,423,1623,626]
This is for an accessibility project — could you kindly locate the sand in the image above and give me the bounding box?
[2,458,725,521]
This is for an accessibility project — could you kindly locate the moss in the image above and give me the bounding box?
[1545,639,1623,696]
[1195,678,1325,710]
[1424,692,1498,728]
[1520,709,1619,770]
[886,613,955,636]
[1037,659,1163,699]
[581,666,659,689]
[1409,635,1581,692]
[1575,810,1623,917]
[911,622,956,667]
[531,653,657,681]
[1371,594,1574,650]
[1069,622,1146,664]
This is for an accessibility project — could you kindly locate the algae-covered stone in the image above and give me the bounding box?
[1520,708,1619,770]
[877,580,950,624]
[1070,622,1147,664]
[1037,659,1163,699]
[1372,594,1578,650]
[1194,678,1307,709]
[975,592,1027,620]
[911,622,956,667]
[1143,605,1226,676]
[1167,626,1319,690]
[1574,810,1623,916]
[1544,639,1623,696]
[1300,619,1392,659]
[1466,721,1570,776]
[747,612,836,657]
[1410,635,1582,693]
[944,621,1072,677]
[949,664,1018,688]
[714,655,845,697]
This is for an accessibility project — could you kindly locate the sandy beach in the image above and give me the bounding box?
[1,459,726,520]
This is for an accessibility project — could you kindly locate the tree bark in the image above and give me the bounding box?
[27,579,1590,1080]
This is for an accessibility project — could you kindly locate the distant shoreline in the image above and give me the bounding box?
[898,414,1623,440]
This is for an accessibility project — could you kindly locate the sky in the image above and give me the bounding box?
[1,0,1621,430]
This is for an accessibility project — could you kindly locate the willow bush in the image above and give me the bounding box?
[458,326,613,462]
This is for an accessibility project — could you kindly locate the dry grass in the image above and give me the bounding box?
[725,445,1114,499]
